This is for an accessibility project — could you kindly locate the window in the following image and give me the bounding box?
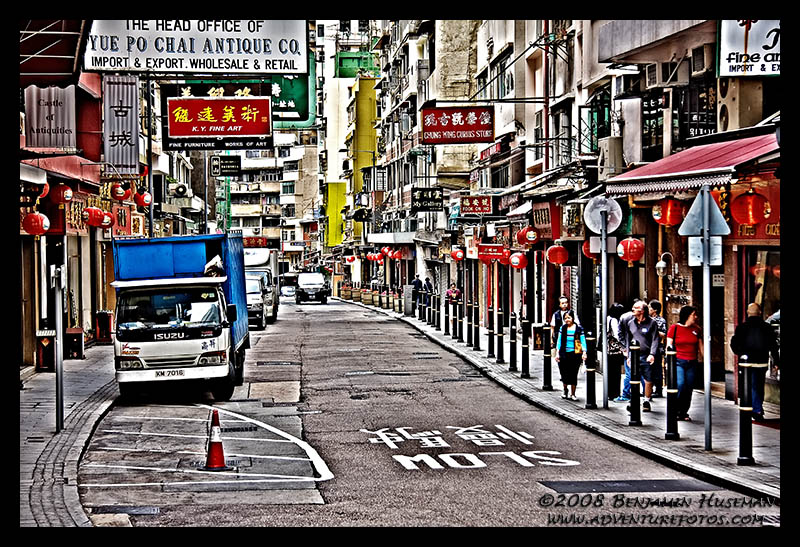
[492,51,514,98]
[282,205,295,218]
[282,182,295,194]
[491,164,509,189]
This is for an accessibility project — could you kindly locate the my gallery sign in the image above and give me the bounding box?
[84,20,308,75]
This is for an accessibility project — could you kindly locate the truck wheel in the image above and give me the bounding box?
[212,363,236,401]
[268,304,277,323]
[321,296,327,304]
[296,297,301,305]
[258,308,267,330]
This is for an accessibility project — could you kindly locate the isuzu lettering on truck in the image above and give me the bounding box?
[112,234,249,401]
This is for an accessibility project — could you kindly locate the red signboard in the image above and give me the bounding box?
[167,96,272,138]
[478,244,505,261]
[421,106,494,145]
[725,181,780,243]
[461,195,494,215]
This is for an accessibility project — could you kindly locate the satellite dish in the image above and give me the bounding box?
[583,196,623,234]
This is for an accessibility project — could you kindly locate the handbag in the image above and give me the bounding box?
[606,318,623,354]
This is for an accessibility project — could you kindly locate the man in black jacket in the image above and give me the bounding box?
[731,303,779,422]
[619,300,660,411]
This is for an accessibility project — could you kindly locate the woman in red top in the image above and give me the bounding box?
[666,305,703,421]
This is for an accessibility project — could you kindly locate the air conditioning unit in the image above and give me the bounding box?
[169,182,189,197]
[691,44,715,77]
[645,61,689,89]
[717,77,763,132]
[597,136,624,181]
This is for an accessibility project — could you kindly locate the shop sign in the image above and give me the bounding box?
[411,187,444,212]
[112,204,132,236]
[532,201,560,240]
[167,96,272,138]
[461,195,494,215]
[561,203,585,240]
[130,212,146,236]
[478,244,505,261]
[719,20,780,77]
[727,182,780,243]
[421,106,494,145]
[103,75,140,175]
[85,20,308,75]
[23,85,76,149]
[480,140,508,161]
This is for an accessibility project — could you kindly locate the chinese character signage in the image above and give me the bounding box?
[411,187,444,212]
[421,106,494,145]
[719,20,780,77]
[24,85,76,149]
[166,96,272,150]
[103,75,139,175]
[461,195,494,215]
[84,20,308,75]
[478,244,505,261]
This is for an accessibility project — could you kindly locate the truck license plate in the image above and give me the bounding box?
[155,369,186,378]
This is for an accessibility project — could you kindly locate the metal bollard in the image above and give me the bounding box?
[496,306,505,364]
[457,298,464,343]
[737,355,756,465]
[466,299,473,347]
[629,342,642,426]
[487,305,495,358]
[452,298,458,340]
[509,312,517,372]
[435,294,441,330]
[426,291,433,325]
[419,289,426,321]
[665,347,680,440]
[585,334,597,409]
[444,295,450,336]
[473,300,481,352]
[542,330,553,390]
[521,318,530,378]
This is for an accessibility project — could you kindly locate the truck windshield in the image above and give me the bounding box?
[117,287,222,330]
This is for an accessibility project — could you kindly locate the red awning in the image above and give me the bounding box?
[606,133,779,195]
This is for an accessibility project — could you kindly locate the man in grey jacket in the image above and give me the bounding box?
[618,300,661,411]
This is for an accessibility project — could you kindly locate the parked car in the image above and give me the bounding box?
[295,272,330,304]
[245,275,269,330]
[246,269,278,322]
[281,285,296,297]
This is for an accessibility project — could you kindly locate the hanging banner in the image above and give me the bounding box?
[24,85,76,149]
[103,75,140,175]
[421,106,494,145]
[84,20,308,75]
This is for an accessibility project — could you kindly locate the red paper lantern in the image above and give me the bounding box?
[393,250,403,260]
[516,226,530,245]
[102,211,115,228]
[22,212,50,236]
[381,246,392,256]
[652,198,684,227]
[134,191,152,207]
[38,182,50,199]
[451,249,465,261]
[50,184,73,204]
[499,248,511,266]
[82,206,105,227]
[582,240,600,261]
[546,243,569,265]
[111,182,129,201]
[374,252,383,261]
[509,252,528,269]
[731,189,770,226]
[617,237,645,267]
[346,255,356,263]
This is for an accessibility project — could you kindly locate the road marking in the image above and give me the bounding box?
[197,404,334,482]
[95,446,312,461]
[83,462,316,480]
[100,429,293,443]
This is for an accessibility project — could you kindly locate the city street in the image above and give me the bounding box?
[76,298,780,526]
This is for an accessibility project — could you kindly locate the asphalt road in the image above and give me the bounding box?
[78,297,779,527]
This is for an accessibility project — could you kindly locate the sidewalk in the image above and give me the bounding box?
[20,344,118,527]
[339,297,780,501]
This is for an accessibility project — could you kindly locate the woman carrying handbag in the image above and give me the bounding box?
[555,312,587,401]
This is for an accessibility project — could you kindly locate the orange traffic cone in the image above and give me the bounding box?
[202,409,233,471]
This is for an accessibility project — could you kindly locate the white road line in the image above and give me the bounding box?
[197,404,334,482]
[95,446,312,461]
[112,415,248,423]
[83,462,316,480]
[100,429,293,443]
[80,478,314,488]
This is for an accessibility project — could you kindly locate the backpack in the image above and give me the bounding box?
[606,317,623,355]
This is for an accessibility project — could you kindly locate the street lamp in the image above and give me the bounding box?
[656,251,678,277]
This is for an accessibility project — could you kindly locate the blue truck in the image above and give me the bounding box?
[111,234,249,401]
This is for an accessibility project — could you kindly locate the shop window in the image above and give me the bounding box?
[676,76,717,143]
[745,248,780,321]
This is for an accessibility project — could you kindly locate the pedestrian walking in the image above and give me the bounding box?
[550,296,579,346]
[606,302,626,400]
[446,283,461,303]
[730,302,779,422]
[666,305,703,421]
[613,300,637,403]
[554,311,587,401]
[619,300,660,412]
[411,274,422,311]
[649,299,667,398]
[424,277,434,306]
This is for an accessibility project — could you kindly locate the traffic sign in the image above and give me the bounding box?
[678,188,731,236]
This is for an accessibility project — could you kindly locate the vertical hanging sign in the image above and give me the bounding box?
[24,85,77,149]
[103,75,140,175]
